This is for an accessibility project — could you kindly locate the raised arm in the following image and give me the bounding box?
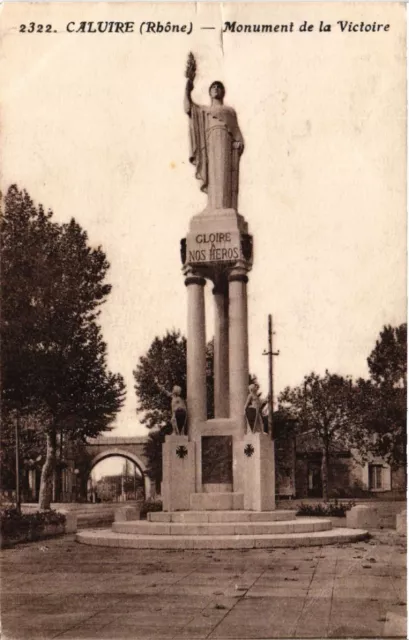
[184,78,194,116]
[155,378,171,398]
[244,393,252,412]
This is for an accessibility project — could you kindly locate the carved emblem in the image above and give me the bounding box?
[180,238,187,265]
[241,234,253,262]
[176,445,188,459]
[244,444,254,457]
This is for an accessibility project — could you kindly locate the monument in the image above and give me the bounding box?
[162,53,276,513]
[77,54,369,547]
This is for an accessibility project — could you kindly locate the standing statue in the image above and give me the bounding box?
[244,384,264,434]
[156,380,188,436]
[184,52,244,211]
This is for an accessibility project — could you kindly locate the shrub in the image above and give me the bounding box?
[296,500,355,518]
[140,498,163,519]
[0,508,66,547]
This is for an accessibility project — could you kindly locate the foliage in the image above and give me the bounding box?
[352,324,407,468]
[134,331,214,487]
[133,331,187,431]
[1,412,45,491]
[279,371,355,501]
[1,185,126,509]
[140,498,163,519]
[133,331,215,430]
[143,426,172,493]
[367,324,407,387]
[296,500,355,518]
[0,508,66,547]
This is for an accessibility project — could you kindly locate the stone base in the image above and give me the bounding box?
[190,492,244,511]
[185,209,251,274]
[346,505,379,529]
[115,506,140,522]
[148,510,296,523]
[396,509,407,535]
[77,527,368,549]
[58,510,77,534]
[113,517,332,536]
[162,435,195,512]
[243,432,275,511]
[77,509,369,549]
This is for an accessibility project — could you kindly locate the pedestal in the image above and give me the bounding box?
[243,432,275,511]
[162,435,195,512]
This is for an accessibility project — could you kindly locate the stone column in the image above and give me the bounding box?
[185,272,207,439]
[228,265,249,432]
[213,279,229,418]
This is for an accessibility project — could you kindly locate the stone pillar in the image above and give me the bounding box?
[185,272,207,438]
[243,432,275,511]
[213,280,229,418]
[228,266,249,433]
[162,435,196,511]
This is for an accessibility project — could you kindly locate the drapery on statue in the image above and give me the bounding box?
[184,52,244,211]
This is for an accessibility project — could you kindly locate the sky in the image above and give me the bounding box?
[2,2,406,438]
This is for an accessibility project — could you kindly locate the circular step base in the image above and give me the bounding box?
[76,527,368,549]
[148,510,297,523]
[113,518,332,536]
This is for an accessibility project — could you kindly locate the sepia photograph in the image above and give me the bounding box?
[0,2,407,638]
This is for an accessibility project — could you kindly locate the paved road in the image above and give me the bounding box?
[1,530,406,639]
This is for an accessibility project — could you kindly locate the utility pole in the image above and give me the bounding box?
[263,314,280,439]
[15,412,21,514]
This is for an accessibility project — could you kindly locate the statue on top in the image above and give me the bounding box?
[184,52,244,212]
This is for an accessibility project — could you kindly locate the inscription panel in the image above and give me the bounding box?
[202,435,233,484]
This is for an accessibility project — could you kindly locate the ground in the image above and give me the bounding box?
[1,530,406,639]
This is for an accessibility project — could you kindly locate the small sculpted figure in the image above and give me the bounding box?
[169,385,187,435]
[156,380,187,435]
[184,52,244,211]
[244,384,264,434]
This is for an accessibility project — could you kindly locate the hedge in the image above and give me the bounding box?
[1,508,66,548]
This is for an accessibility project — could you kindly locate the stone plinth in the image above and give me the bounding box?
[396,509,407,535]
[162,435,195,512]
[190,492,244,511]
[346,505,379,529]
[243,432,275,511]
[115,506,140,522]
[58,510,77,534]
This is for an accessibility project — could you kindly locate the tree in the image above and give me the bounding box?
[1,185,126,509]
[133,330,215,489]
[279,371,354,501]
[1,411,45,495]
[367,324,407,387]
[353,324,407,468]
[133,331,187,432]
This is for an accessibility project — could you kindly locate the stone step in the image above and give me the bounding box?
[148,510,297,523]
[112,518,332,536]
[76,527,368,549]
[190,492,244,511]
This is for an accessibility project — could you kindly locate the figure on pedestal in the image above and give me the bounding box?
[184,52,244,211]
[244,384,264,434]
[156,380,188,436]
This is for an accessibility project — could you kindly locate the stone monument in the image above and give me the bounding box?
[76,55,369,547]
[162,53,275,512]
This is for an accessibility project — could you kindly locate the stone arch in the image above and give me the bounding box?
[88,448,151,500]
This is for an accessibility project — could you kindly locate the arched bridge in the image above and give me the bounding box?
[81,436,151,499]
